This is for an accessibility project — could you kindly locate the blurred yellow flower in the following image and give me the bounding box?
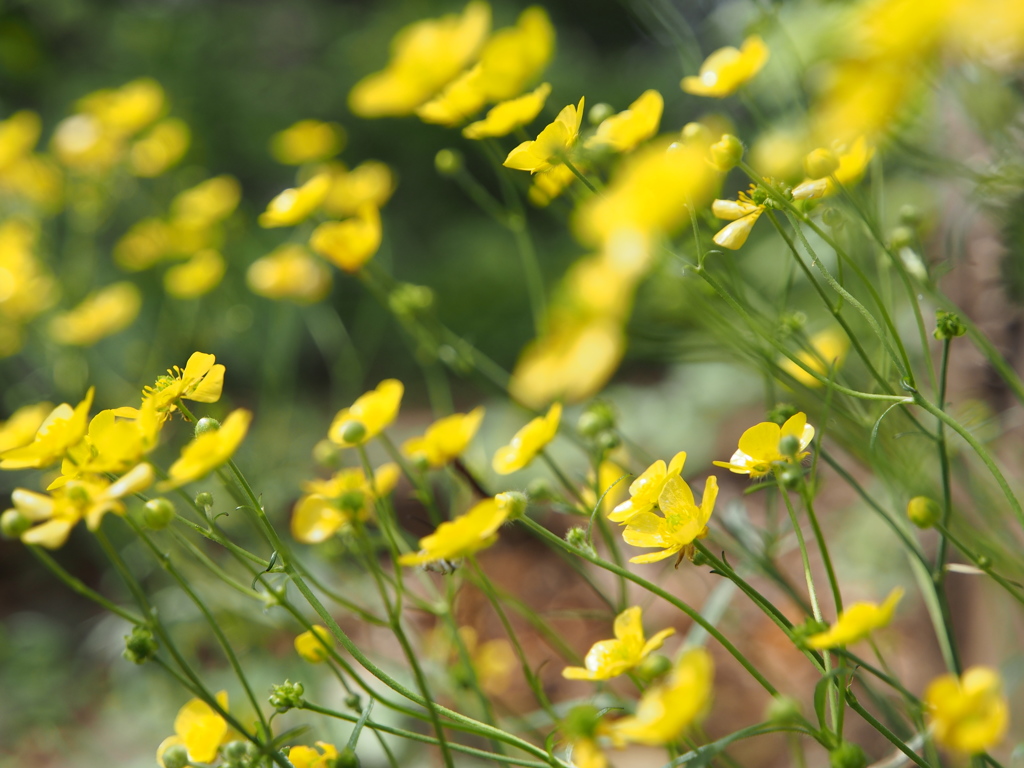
[492,402,561,474]
[403,407,485,468]
[608,452,687,523]
[322,160,395,217]
[622,475,718,564]
[463,82,551,139]
[581,460,630,516]
[294,625,334,663]
[78,78,165,136]
[0,402,53,454]
[270,120,345,165]
[0,153,64,212]
[144,351,225,412]
[681,35,769,97]
[115,218,172,271]
[792,137,875,200]
[348,1,491,118]
[130,118,190,177]
[475,5,554,102]
[0,219,58,336]
[157,691,230,766]
[609,648,713,745]
[806,587,904,649]
[10,463,154,549]
[309,204,381,273]
[713,412,815,479]
[417,64,489,126]
[780,328,849,387]
[0,111,42,170]
[157,409,252,491]
[527,162,576,206]
[925,667,1008,754]
[328,379,404,448]
[288,742,339,768]
[56,400,162,482]
[399,492,515,566]
[171,175,242,229]
[563,606,675,681]
[456,626,517,696]
[586,90,663,153]
[247,244,333,304]
[51,113,121,172]
[259,171,331,228]
[163,249,225,299]
[0,388,94,470]
[49,281,142,346]
[291,462,400,543]
[504,97,584,174]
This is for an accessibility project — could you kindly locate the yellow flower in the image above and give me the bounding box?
[455,626,518,696]
[78,78,165,136]
[294,625,334,663]
[792,136,875,200]
[0,153,63,212]
[328,379,404,448]
[270,120,345,165]
[0,388,94,470]
[0,219,57,328]
[563,606,675,681]
[144,351,225,412]
[55,400,161,482]
[609,648,713,746]
[171,175,241,229]
[681,35,769,97]
[475,6,554,102]
[115,218,172,271]
[288,742,339,768]
[527,162,576,206]
[608,452,687,523]
[780,328,850,387]
[309,204,381,273]
[51,113,121,172]
[403,407,485,468]
[416,64,489,126]
[622,475,718,564]
[399,492,516,566]
[463,82,551,139]
[925,667,1009,754]
[581,460,629,516]
[157,409,252,491]
[322,160,395,217]
[711,185,768,250]
[586,90,663,153]
[0,402,53,454]
[49,282,142,346]
[163,249,225,299]
[247,244,333,304]
[712,412,815,479]
[806,587,904,649]
[348,1,491,118]
[259,172,331,228]
[291,462,400,543]
[491,402,561,474]
[130,118,190,177]
[0,111,42,170]
[504,97,585,174]
[10,463,154,549]
[157,691,230,766]
[570,737,607,768]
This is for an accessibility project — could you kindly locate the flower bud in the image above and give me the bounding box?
[934,310,966,340]
[526,477,553,501]
[344,694,362,711]
[899,204,922,226]
[588,102,615,126]
[195,491,214,509]
[313,438,341,469]
[977,555,992,569]
[597,431,621,451]
[223,740,253,765]
[337,420,367,445]
[161,744,190,768]
[269,679,305,713]
[767,403,798,426]
[497,491,528,520]
[829,742,868,768]
[195,416,220,437]
[778,434,801,458]
[330,746,361,768]
[635,653,672,681]
[143,498,176,530]
[577,400,615,437]
[805,148,839,178]
[389,282,435,315]
[565,526,595,556]
[434,148,463,176]
[710,134,744,172]
[890,225,914,250]
[779,467,803,490]
[1,508,31,539]
[123,625,159,664]
[907,496,941,529]
[822,207,845,229]
[766,695,803,724]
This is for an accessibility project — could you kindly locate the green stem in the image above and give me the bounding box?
[28,545,143,625]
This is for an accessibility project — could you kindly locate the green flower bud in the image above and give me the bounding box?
[434,148,463,176]
[195,417,220,437]
[526,477,553,501]
[899,204,922,226]
[934,310,966,340]
[778,434,801,459]
[143,498,176,530]
[577,401,615,437]
[123,625,158,664]
[907,496,941,529]
[805,148,839,178]
[268,679,305,713]
[822,207,845,229]
[194,491,214,509]
[779,467,803,490]
[977,555,992,569]
[337,490,366,513]
[330,746,361,768]
[338,420,367,445]
[766,695,803,724]
[890,225,914,250]
[767,403,798,426]
[313,439,341,469]
[389,283,435,315]
[223,740,253,766]
[344,694,362,711]
[635,653,672,681]
[597,431,621,451]
[588,102,615,126]
[690,548,710,567]
[565,526,595,556]
[710,134,744,172]
[830,742,868,768]
[1,508,31,539]
[499,491,528,520]
[161,744,190,768]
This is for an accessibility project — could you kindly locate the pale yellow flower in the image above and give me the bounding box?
[492,402,561,474]
[622,475,718,564]
[288,742,339,768]
[78,78,165,136]
[0,402,53,454]
[416,64,489,126]
[713,412,815,479]
[247,244,332,304]
[309,204,381,273]
[322,160,395,217]
[163,249,225,299]
[586,90,663,153]
[681,35,769,97]
[270,120,345,165]
[474,6,554,102]
[294,625,334,663]
[925,667,1009,754]
[171,175,242,229]
[259,172,331,228]
[144,351,226,412]
[291,462,400,543]
[780,329,850,387]
[0,388,94,470]
[563,606,675,680]
[608,452,687,523]
[49,282,141,346]
[0,111,42,170]
[157,691,230,766]
[328,379,404,448]
[807,588,904,649]
[464,83,551,139]
[130,118,190,177]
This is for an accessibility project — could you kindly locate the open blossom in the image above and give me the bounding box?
[144,351,225,412]
[270,120,344,165]
[157,692,230,766]
[780,328,850,387]
[247,244,333,304]
[792,136,875,200]
[49,282,142,346]
[681,35,769,97]
[0,388,94,470]
[323,160,395,217]
[562,606,675,681]
[586,90,663,153]
[259,172,331,228]
[0,402,54,454]
[503,98,584,174]
[711,184,769,250]
[291,462,400,543]
[403,407,485,468]
[806,587,904,648]
[55,398,162,484]
[328,379,404,448]
[608,452,686,523]
[713,412,814,479]
[463,82,551,139]
[288,742,339,768]
[925,667,1009,754]
[399,492,519,566]
[294,626,334,663]
[622,475,718,564]
[157,410,252,491]
[491,402,561,474]
[309,204,381,273]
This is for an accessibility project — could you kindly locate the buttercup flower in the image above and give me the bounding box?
[291,462,400,543]
[0,111,42,169]
[504,98,585,174]
[309,204,381,273]
[130,117,190,177]
[608,648,714,746]
[259,172,331,228]
[454,626,517,696]
[581,460,629,516]
[247,244,333,304]
[713,412,815,479]
[711,184,770,250]
[270,120,345,165]
[399,492,518,566]
[55,399,161,482]
[563,606,675,681]
[463,82,551,139]
[806,587,904,649]
[681,35,770,97]
[527,163,576,206]
[171,175,241,229]
[792,136,875,200]
[780,328,850,387]
[0,388,94,470]
[294,625,334,663]
[49,282,142,346]
[78,78,165,136]
[322,160,395,217]
[608,452,687,523]
[586,90,663,153]
[163,249,225,299]
[0,402,53,454]
[416,64,489,126]
[157,691,230,766]
[474,5,554,102]
[288,742,339,768]
[143,351,225,412]
[403,407,485,468]
[622,475,718,564]
[925,667,1009,754]
[492,402,561,474]
[328,379,404,448]
[157,410,252,491]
